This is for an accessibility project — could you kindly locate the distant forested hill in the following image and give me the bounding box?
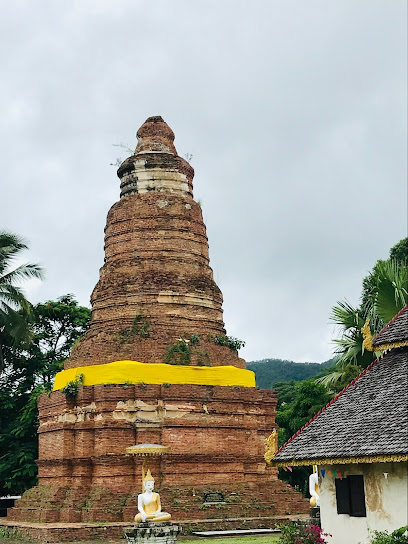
[247,358,335,389]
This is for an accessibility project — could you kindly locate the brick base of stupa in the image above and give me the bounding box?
[0,514,309,543]
[7,383,308,533]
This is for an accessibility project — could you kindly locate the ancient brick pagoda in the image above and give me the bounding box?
[8,117,307,532]
[68,115,244,370]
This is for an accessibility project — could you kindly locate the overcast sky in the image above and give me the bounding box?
[1,0,406,364]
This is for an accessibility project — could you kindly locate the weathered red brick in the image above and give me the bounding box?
[9,117,308,532]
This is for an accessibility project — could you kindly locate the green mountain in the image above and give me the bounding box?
[247,358,335,389]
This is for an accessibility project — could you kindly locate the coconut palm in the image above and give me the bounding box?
[362,259,407,324]
[0,231,44,372]
[318,257,407,389]
[316,301,381,389]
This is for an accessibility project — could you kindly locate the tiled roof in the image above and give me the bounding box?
[372,305,408,348]
[273,349,408,464]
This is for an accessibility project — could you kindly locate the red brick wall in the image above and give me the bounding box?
[8,383,308,523]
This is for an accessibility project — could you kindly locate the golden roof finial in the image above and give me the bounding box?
[264,429,278,464]
[361,318,374,352]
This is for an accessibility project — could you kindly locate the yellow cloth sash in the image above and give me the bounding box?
[53,360,256,390]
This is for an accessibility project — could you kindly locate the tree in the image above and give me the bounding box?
[27,294,92,386]
[389,238,408,264]
[0,295,91,495]
[275,379,332,495]
[319,238,407,389]
[247,358,335,389]
[0,231,43,373]
[362,258,407,324]
[277,380,332,443]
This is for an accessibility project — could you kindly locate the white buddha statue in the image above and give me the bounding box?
[309,468,320,507]
[134,470,171,523]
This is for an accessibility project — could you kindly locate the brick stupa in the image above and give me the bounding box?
[8,117,307,536]
[67,116,244,369]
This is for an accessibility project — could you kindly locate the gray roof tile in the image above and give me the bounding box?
[372,305,408,348]
[273,349,408,463]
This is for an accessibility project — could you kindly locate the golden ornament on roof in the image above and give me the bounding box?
[264,429,278,464]
[361,318,374,352]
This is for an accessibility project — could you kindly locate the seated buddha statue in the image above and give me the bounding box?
[134,470,171,523]
[309,470,320,507]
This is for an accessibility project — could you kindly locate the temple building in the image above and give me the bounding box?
[272,306,408,544]
[6,117,307,539]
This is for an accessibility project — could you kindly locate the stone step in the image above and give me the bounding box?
[193,528,281,536]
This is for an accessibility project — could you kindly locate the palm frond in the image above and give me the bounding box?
[0,234,43,359]
[330,300,363,331]
[0,282,30,304]
[4,307,33,346]
[335,342,363,366]
[0,232,29,274]
[1,262,44,284]
[374,260,408,323]
[315,371,344,387]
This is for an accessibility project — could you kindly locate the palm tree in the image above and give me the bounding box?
[0,232,44,372]
[362,259,407,324]
[318,258,407,389]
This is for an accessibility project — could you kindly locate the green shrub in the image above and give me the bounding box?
[0,527,23,540]
[164,341,191,365]
[280,522,331,544]
[198,503,211,510]
[196,350,211,366]
[61,374,84,400]
[119,314,150,343]
[369,526,408,544]
[214,335,245,351]
[76,499,93,512]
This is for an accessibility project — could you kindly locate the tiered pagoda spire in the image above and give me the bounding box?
[68,116,243,369]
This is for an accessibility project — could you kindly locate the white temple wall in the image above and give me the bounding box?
[318,461,407,544]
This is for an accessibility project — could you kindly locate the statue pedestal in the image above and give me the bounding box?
[310,506,321,526]
[124,521,181,544]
